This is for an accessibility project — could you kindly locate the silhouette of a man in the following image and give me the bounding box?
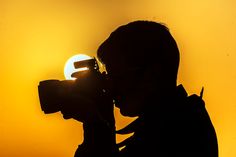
[62,20,218,157]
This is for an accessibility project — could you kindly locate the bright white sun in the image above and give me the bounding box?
[64,54,92,80]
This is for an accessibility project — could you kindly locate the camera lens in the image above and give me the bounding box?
[38,80,61,114]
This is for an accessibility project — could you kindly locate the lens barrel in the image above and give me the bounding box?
[38,80,61,114]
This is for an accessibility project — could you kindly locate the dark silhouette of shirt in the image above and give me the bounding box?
[74,84,218,157]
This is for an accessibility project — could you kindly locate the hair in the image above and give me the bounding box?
[97,20,180,82]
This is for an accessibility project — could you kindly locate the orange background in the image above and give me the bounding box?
[1,0,236,157]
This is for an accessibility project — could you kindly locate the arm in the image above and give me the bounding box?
[72,86,119,157]
[74,121,119,157]
[73,96,119,157]
[61,70,119,157]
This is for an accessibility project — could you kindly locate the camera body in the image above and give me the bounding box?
[38,58,106,114]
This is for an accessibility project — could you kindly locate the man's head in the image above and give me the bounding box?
[97,20,180,117]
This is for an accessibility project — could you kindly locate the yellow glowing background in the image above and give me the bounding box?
[1,0,236,157]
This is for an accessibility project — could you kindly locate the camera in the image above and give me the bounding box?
[38,57,106,114]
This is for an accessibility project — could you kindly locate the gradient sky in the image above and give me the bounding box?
[1,0,236,157]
